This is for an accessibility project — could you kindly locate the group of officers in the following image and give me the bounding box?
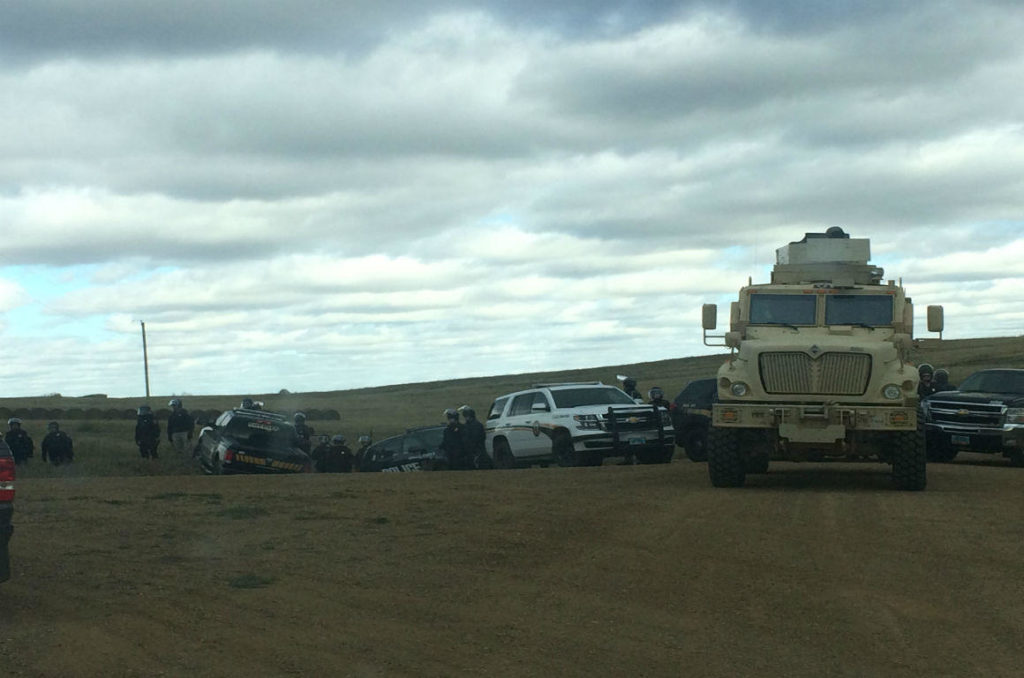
[4,419,75,466]
[133,398,199,459]
[917,363,956,399]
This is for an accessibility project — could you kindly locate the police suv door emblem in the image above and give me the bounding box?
[532,421,541,437]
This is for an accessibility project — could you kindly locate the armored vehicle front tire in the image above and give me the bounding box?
[892,426,927,491]
[707,426,745,487]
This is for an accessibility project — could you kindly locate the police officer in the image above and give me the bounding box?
[648,386,672,410]
[918,363,937,399]
[933,368,956,392]
[41,421,74,466]
[167,398,194,454]
[459,406,491,470]
[355,434,372,469]
[293,412,314,453]
[313,434,353,473]
[135,405,161,459]
[440,408,467,470]
[4,418,34,466]
[622,377,642,400]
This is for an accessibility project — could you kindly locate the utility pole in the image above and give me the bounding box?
[140,321,151,398]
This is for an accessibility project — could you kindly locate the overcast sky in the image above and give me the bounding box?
[1,1,1022,398]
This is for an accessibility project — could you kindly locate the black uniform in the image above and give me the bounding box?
[461,416,490,469]
[918,381,938,399]
[441,422,467,470]
[649,397,672,410]
[135,414,161,459]
[4,428,34,465]
[313,442,353,473]
[41,430,74,465]
[167,408,194,439]
[293,423,314,453]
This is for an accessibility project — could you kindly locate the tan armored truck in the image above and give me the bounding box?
[701,227,943,490]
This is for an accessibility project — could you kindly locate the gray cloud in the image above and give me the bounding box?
[0,2,1022,396]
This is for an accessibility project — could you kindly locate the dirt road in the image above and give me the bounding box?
[2,456,1022,677]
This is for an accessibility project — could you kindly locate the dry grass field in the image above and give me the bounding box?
[2,337,1023,676]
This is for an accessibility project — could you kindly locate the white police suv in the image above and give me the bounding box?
[485,382,674,468]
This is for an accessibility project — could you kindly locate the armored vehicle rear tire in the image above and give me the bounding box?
[707,426,745,487]
[892,426,927,491]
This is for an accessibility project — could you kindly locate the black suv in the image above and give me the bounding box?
[359,426,449,472]
[672,378,716,462]
[195,408,311,474]
[1,439,14,582]
[922,369,1024,465]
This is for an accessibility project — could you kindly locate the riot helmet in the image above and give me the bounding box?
[241,398,255,409]
[934,368,949,386]
[459,405,476,419]
[443,408,459,421]
[918,363,934,379]
[358,435,371,445]
[47,421,60,432]
[7,417,21,427]
[331,434,346,445]
[648,386,664,400]
[137,405,152,416]
[294,412,306,423]
[168,398,182,408]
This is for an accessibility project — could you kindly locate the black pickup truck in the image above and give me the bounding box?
[1,439,14,582]
[922,369,1024,465]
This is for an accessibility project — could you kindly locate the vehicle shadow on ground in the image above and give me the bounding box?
[939,457,1019,469]
[741,465,902,492]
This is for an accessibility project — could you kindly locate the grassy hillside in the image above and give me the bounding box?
[5,335,1022,478]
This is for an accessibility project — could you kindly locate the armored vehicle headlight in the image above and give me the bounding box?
[882,384,901,400]
[730,382,749,397]
[1005,408,1024,425]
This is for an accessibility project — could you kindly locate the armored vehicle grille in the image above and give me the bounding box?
[927,400,1004,428]
[759,352,871,395]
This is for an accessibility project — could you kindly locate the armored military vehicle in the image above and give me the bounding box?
[701,227,943,490]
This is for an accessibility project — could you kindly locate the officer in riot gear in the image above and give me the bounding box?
[355,434,372,469]
[135,405,161,459]
[918,363,937,398]
[933,368,956,392]
[41,421,74,465]
[622,377,642,400]
[440,408,467,470]
[167,398,194,454]
[648,386,671,410]
[5,418,34,465]
[459,405,491,470]
[292,412,314,453]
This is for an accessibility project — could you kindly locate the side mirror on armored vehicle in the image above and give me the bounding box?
[702,304,718,330]
[927,305,944,334]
